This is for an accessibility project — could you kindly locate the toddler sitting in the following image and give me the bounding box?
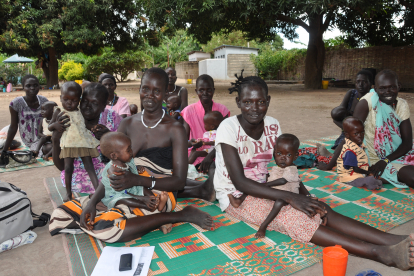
[188,111,223,164]
[34,101,57,160]
[229,134,316,238]
[100,132,169,212]
[166,95,183,123]
[337,116,382,189]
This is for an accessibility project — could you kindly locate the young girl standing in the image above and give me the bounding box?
[49,81,100,201]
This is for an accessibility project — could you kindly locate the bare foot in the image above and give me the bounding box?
[160,223,173,234]
[158,191,169,212]
[255,227,266,239]
[378,233,414,270]
[181,205,214,231]
[228,194,243,208]
[316,143,333,157]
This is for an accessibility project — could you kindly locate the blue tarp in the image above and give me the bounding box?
[3,54,33,63]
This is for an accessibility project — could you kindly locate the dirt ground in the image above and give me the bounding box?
[1,81,414,276]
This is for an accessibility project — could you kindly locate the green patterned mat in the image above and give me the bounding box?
[43,136,414,276]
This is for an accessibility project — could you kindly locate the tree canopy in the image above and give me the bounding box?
[0,0,151,87]
[144,0,414,88]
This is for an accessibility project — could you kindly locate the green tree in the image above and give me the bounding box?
[144,0,413,89]
[201,30,283,53]
[148,30,199,68]
[84,48,152,82]
[0,0,150,88]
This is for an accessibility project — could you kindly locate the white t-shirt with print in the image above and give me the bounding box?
[214,115,282,211]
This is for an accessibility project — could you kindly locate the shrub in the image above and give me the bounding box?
[84,48,152,82]
[58,60,84,81]
[251,48,307,79]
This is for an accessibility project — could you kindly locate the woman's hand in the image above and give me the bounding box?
[80,202,97,231]
[109,170,139,191]
[288,194,326,218]
[91,124,110,140]
[369,160,388,178]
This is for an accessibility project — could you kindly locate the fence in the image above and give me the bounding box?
[278,45,414,88]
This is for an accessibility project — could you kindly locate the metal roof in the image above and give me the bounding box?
[213,45,260,51]
[186,51,210,55]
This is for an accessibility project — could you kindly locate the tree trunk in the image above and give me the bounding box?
[304,14,325,89]
[41,47,59,88]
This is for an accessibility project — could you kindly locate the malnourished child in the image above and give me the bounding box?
[229,134,319,238]
[99,132,169,213]
[166,95,183,123]
[34,101,57,160]
[49,81,100,202]
[188,111,223,164]
[337,116,382,189]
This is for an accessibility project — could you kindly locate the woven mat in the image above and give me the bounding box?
[43,136,414,276]
[0,143,53,173]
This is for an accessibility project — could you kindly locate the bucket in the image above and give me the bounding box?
[323,245,348,276]
[322,80,329,89]
[187,79,192,84]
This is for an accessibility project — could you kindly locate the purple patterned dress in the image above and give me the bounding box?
[61,108,122,193]
[9,95,48,151]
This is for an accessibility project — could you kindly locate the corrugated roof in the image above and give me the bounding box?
[213,45,260,51]
[3,54,34,63]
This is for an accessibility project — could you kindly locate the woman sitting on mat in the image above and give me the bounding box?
[213,71,414,271]
[49,68,214,242]
[352,69,414,188]
[330,70,374,149]
[2,74,49,157]
[181,74,230,173]
[51,83,122,194]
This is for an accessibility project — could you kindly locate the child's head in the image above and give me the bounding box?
[100,132,133,163]
[41,101,58,120]
[274,134,300,168]
[129,104,138,115]
[61,81,82,111]
[196,74,215,105]
[203,111,224,131]
[343,116,365,146]
[81,81,91,91]
[166,95,181,111]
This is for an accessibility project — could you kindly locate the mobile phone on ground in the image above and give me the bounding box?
[119,253,133,271]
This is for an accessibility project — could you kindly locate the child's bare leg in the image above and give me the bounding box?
[158,191,169,212]
[64,157,75,202]
[255,199,286,239]
[311,227,414,270]
[42,143,53,160]
[228,193,247,208]
[81,156,99,189]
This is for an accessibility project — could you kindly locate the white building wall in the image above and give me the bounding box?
[198,59,226,80]
[213,46,259,79]
[189,52,211,61]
